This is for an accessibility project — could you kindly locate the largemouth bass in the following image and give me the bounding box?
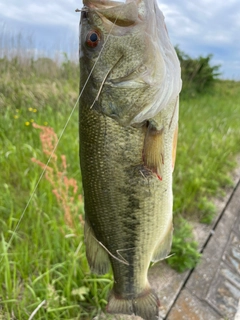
[79,0,181,319]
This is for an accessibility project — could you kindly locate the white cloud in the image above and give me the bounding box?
[0,1,79,27]
[157,0,240,78]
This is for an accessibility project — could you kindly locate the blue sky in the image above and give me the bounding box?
[1,0,240,79]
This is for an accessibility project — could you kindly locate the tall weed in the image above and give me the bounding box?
[31,122,83,230]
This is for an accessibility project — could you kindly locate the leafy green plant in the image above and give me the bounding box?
[167,218,201,272]
[198,197,216,224]
[175,46,221,97]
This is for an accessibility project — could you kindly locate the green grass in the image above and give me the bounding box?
[174,80,240,220]
[167,80,240,271]
[0,54,240,318]
[0,56,112,319]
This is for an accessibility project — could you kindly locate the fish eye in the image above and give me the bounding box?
[86,31,100,48]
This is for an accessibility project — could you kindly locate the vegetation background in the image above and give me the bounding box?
[0,37,240,319]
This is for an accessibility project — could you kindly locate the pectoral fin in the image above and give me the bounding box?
[84,220,111,275]
[151,222,173,262]
[143,122,164,179]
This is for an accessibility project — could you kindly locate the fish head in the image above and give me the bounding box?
[80,0,181,125]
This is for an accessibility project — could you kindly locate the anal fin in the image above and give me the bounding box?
[151,222,173,262]
[84,220,110,275]
[143,122,164,179]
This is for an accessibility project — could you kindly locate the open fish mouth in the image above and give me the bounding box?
[81,0,181,122]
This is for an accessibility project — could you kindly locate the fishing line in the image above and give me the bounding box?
[6,7,120,251]
[90,68,111,109]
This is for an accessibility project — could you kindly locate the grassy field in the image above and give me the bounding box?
[0,55,240,319]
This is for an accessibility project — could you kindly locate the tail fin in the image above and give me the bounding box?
[106,289,160,320]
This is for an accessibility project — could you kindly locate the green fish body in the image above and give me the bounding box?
[79,1,181,319]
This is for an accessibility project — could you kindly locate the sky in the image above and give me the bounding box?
[0,0,240,79]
